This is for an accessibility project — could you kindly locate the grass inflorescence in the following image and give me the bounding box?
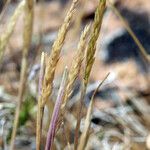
[0,0,149,149]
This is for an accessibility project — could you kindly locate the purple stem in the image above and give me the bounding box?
[45,67,68,150]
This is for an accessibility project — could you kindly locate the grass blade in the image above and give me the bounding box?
[108,0,150,64]
[77,73,110,150]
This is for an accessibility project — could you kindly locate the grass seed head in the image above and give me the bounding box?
[41,0,78,106]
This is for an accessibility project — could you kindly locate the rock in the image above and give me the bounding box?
[100,6,150,73]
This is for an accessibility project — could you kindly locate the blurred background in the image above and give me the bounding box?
[0,0,150,149]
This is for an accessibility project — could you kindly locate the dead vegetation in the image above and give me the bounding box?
[0,0,150,150]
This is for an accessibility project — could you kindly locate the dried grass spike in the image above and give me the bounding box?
[42,0,78,106]
[0,0,25,61]
[84,0,106,86]
[62,24,91,108]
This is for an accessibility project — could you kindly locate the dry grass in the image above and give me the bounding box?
[57,25,91,148]
[108,0,150,64]
[78,73,109,150]
[41,0,78,106]
[36,0,78,148]
[62,24,90,110]
[0,0,25,62]
[10,0,34,149]
[36,52,45,150]
[45,67,68,150]
[0,0,149,149]
[84,0,106,87]
[74,1,106,149]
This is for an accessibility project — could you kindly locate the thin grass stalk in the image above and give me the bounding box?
[108,0,150,63]
[50,25,90,147]
[41,0,78,106]
[61,24,90,109]
[77,73,110,150]
[74,1,106,148]
[10,0,34,149]
[39,0,78,145]
[62,124,71,150]
[74,82,86,150]
[45,67,68,150]
[0,0,25,62]
[36,52,45,150]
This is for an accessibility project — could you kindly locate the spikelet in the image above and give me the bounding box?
[84,0,106,87]
[0,0,25,61]
[42,0,78,106]
[62,24,90,108]
[74,1,106,149]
